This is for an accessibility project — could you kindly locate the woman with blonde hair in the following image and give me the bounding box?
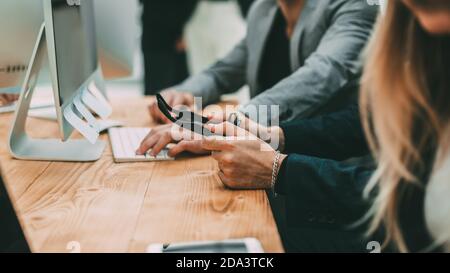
[360,0,450,252]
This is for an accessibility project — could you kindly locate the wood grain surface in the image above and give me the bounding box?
[0,97,284,253]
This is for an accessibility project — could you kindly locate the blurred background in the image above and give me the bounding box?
[110,0,251,104]
[123,0,385,104]
[1,0,386,108]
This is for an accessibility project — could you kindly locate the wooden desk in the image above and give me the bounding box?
[0,97,284,253]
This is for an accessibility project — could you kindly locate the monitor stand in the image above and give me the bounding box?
[8,23,106,162]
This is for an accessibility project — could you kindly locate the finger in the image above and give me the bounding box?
[167,141,189,157]
[201,137,233,151]
[0,94,15,105]
[207,122,248,137]
[159,93,181,124]
[150,101,172,124]
[217,170,234,189]
[168,140,206,157]
[180,127,203,141]
[171,94,186,108]
[163,91,176,106]
[218,170,227,183]
[7,94,19,101]
[149,103,164,124]
[158,111,172,124]
[148,104,154,119]
[210,150,226,163]
[150,133,172,156]
[4,94,12,101]
[137,133,159,155]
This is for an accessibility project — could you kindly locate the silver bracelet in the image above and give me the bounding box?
[271,151,282,192]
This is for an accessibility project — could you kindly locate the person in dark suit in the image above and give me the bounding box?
[267,107,375,252]
[197,103,444,253]
[136,103,376,251]
[199,105,377,252]
[140,0,198,95]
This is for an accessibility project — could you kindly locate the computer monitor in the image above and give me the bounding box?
[46,0,105,141]
[0,166,31,253]
[94,0,138,80]
[0,0,44,94]
[0,0,135,96]
[8,0,111,162]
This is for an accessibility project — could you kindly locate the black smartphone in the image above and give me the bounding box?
[156,94,214,136]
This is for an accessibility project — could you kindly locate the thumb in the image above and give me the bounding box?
[168,140,206,157]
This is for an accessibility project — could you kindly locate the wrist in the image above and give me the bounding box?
[273,153,288,194]
[270,151,287,190]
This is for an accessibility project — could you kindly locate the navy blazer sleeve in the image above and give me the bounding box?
[275,106,374,228]
[280,104,368,160]
[276,154,374,229]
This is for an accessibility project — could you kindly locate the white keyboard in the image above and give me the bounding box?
[108,127,174,163]
[0,103,16,114]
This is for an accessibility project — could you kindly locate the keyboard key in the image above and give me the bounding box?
[108,127,174,163]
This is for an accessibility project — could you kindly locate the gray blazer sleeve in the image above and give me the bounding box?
[244,1,378,122]
[174,38,248,105]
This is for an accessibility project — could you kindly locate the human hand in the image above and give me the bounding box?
[137,124,209,157]
[201,125,287,190]
[148,89,194,124]
[0,93,19,106]
[207,121,286,152]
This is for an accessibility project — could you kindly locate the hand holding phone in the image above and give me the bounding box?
[156,93,214,137]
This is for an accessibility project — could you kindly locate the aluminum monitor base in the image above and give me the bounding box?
[8,23,106,162]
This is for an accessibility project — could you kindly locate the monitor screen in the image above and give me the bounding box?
[50,0,98,107]
[0,0,43,91]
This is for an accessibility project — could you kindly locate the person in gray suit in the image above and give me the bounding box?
[148,0,378,125]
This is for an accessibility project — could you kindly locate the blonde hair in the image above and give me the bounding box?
[360,1,450,252]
